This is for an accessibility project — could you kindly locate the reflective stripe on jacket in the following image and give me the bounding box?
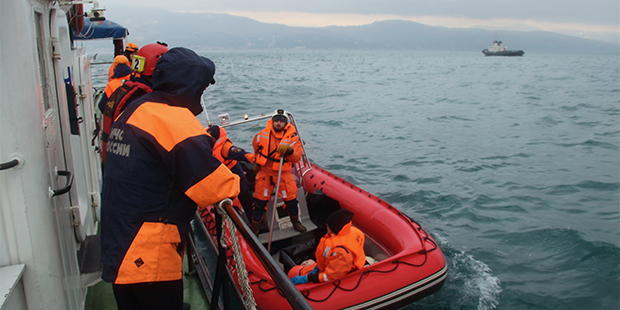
[315,222,366,283]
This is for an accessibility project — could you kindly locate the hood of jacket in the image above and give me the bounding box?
[151,47,215,116]
[111,64,134,79]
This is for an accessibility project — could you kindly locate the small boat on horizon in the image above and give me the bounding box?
[482,39,524,56]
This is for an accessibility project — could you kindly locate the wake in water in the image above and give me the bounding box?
[402,237,502,310]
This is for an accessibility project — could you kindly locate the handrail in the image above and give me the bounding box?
[214,200,313,310]
[0,159,19,171]
[51,170,74,197]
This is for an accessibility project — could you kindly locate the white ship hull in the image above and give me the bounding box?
[1,1,106,309]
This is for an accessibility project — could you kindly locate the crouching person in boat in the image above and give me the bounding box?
[251,109,307,236]
[289,209,366,284]
[100,47,240,310]
[206,125,255,223]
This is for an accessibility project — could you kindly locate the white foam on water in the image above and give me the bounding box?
[438,236,503,310]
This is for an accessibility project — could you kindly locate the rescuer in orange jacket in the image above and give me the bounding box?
[100,47,238,310]
[289,209,366,284]
[251,110,307,236]
[206,125,255,222]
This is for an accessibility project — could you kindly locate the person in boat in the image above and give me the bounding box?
[100,42,169,163]
[206,125,255,223]
[107,42,139,81]
[289,209,366,284]
[100,47,240,310]
[251,110,307,236]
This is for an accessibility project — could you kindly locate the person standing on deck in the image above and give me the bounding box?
[251,109,307,236]
[100,42,169,163]
[206,125,255,223]
[98,63,133,114]
[107,42,138,81]
[100,47,240,310]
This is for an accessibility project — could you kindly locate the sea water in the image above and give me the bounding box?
[94,49,620,309]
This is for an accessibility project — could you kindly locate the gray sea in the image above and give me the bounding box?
[94,49,620,309]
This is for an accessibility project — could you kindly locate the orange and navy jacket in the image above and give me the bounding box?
[100,48,239,284]
[210,126,255,169]
[252,119,302,173]
[100,78,152,162]
[313,222,366,283]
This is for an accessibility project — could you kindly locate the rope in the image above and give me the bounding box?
[214,203,257,310]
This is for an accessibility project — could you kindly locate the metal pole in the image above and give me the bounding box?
[200,96,211,126]
[267,156,284,252]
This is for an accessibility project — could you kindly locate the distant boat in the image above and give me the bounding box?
[482,40,524,56]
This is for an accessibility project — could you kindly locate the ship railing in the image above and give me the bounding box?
[189,199,313,310]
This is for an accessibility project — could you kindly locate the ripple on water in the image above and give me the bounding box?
[485,228,619,309]
[404,237,502,310]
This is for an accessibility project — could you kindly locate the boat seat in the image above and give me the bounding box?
[363,235,389,263]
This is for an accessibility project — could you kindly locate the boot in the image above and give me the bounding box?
[290,215,307,233]
[251,220,262,237]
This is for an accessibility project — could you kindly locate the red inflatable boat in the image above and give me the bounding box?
[199,111,447,309]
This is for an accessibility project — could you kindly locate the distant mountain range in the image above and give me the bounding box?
[84,9,619,53]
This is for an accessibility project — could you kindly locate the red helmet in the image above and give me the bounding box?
[132,43,169,76]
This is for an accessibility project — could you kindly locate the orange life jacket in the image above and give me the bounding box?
[253,120,298,172]
[315,222,366,283]
[211,127,237,170]
[103,77,127,98]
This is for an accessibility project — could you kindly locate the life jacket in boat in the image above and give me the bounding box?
[315,222,366,283]
[253,120,300,172]
[101,80,152,161]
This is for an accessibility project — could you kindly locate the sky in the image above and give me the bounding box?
[93,0,619,42]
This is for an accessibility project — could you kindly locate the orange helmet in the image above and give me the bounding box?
[125,42,138,52]
[131,43,169,76]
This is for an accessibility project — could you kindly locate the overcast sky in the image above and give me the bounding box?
[95,0,619,35]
